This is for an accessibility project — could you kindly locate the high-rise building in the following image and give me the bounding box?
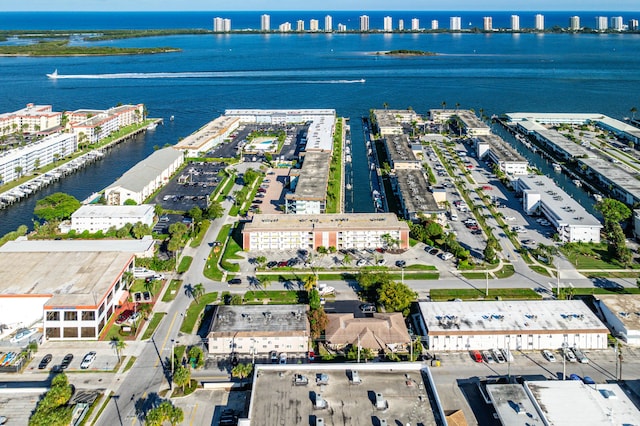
[483,16,493,31]
[569,16,581,31]
[535,14,545,31]
[596,16,608,31]
[629,19,639,31]
[309,19,319,32]
[337,23,347,32]
[279,22,291,32]
[383,16,393,32]
[223,19,231,32]
[411,18,420,31]
[325,15,333,32]
[610,16,624,31]
[398,19,404,31]
[431,20,439,30]
[213,17,224,32]
[450,16,461,31]
[360,15,369,31]
[511,15,520,31]
[296,20,305,31]
[260,14,270,31]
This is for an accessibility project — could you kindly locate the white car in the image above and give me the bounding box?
[440,252,454,261]
[492,349,506,363]
[482,350,495,363]
[572,347,589,364]
[356,259,367,267]
[542,350,557,362]
[563,347,577,362]
[80,351,96,369]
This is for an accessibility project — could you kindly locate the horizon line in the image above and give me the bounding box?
[3,9,640,13]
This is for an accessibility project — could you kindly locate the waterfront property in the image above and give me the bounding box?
[68,104,145,144]
[245,363,444,426]
[596,294,640,347]
[417,300,609,351]
[285,151,331,214]
[473,134,529,177]
[430,109,491,136]
[325,312,411,353]
[206,304,309,359]
[104,147,184,205]
[516,174,601,243]
[67,204,155,233]
[393,169,444,222]
[0,103,62,137]
[172,115,240,157]
[373,109,420,136]
[242,213,410,251]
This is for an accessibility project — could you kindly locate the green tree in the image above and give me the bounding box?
[346,345,375,361]
[230,294,243,305]
[206,200,224,219]
[34,192,81,221]
[192,283,205,303]
[308,288,321,310]
[342,252,352,266]
[307,307,328,339]
[188,346,205,369]
[377,281,417,315]
[255,255,267,267]
[123,198,137,205]
[231,362,253,386]
[173,365,191,392]
[131,222,151,239]
[595,198,631,234]
[188,206,203,223]
[303,274,317,292]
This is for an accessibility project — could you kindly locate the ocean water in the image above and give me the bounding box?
[0,12,638,235]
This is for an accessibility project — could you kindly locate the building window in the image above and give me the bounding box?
[46,311,59,321]
[107,292,113,304]
[46,327,61,338]
[63,327,79,338]
[64,311,78,321]
[81,327,96,338]
[99,303,105,317]
[82,311,95,321]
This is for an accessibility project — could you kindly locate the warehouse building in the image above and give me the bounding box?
[596,294,640,346]
[417,300,608,351]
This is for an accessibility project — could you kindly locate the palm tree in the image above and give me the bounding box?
[455,102,460,111]
[631,107,638,121]
[173,365,191,392]
[192,283,205,303]
[382,102,389,110]
[231,362,253,387]
[303,275,317,292]
[441,100,447,110]
[110,337,126,363]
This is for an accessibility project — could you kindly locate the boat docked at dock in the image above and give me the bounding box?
[147,122,158,130]
[552,163,562,172]
[572,179,582,188]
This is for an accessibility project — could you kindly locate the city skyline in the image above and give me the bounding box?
[2,0,639,12]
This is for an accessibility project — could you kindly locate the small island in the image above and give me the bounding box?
[0,40,180,57]
[377,49,437,56]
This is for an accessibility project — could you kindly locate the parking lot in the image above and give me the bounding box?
[153,161,225,212]
[21,341,120,374]
[248,168,289,215]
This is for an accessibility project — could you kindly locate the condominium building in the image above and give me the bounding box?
[296,20,305,32]
[596,16,608,31]
[629,19,639,31]
[431,20,439,30]
[70,204,155,233]
[337,23,347,32]
[569,15,581,31]
[172,115,240,157]
[260,14,270,31]
[0,103,62,137]
[483,16,493,31]
[610,16,624,31]
[279,22,292,32]
[398,19,404,31]
[324,15,332,32]
[450,16,461,30]
[359,15,369,31]
[383,16,393,32]
[535,14,545,31]
[411,18,420,31]
[213,17,231,32]
[309,19,319,32]
[511,15,520,31]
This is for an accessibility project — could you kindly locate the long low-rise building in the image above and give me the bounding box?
[372,109,419,136]
[596,294,640,346]
[242,213,410,251]
[517,174,601,243]
[0,103,62,136]
[69,204,155,233]
[393,169,444,222]
[0,236,155,258]
[173,115,240,157]
[104,147,184,205]
[285,151,331,214]
[417,300,609,351]
[383,133,421,170]
[474,134,529,177]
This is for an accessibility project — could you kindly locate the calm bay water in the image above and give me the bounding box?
[0,12,639,235]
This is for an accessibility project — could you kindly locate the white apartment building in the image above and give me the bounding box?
[0,103,62,136]
[383,16,393,32]
[70,204,155,233]
[279,22,292,32]
[173,115,239,157]
[611,16,624,31]
[337,23,347,32]
[629,19,639,31]
[69,104,144,144]
[360,15,369,31]
[324,15,332,32]
[418,300,609,352]
[207,305,310,357]
[570,16,581,31]
[511,15,520,31]
[309,19,319,32]
[0,132,77,184]
[450,16,461,31]
[431,20,439,30]
[398,19,404,31]
[473,134,529,177]
[296,20,305,31]
[483,16,493,31]
[213,17,224,32]
[260,14,270,31]
[411,18,419,31]
[596,16,608,31]
[534,14,544,31]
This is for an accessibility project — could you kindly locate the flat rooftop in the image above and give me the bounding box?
[0,236,155,254]
[486,384,545,426]
[248,363,440,426]
[286,151,330,201]
[457,110,489,131]
[579,155,640,201]
[0,251,132,308]
[419,300,607,335]
[243,213,409,233]
[208,304,309,337]
[478,134,527,163]
[395,169,442,214]
[595,294,640,331]
[303,114,335,152]
[385,134,420,167]
[526,381,640,425]
[173,115,239,151]
[536,128,587,158]
[225,109,335,118]
[71,204,154,219]
[518,174,601,227]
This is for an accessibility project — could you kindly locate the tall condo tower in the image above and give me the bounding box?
[569,16,581,31]
[309,19,319,32]
[383,16,393,32]
[483,16,493,31]
[431,20,439,30]
[535,14,545,31]
[411,18,420,31]
[450,16,461,31]
[261,14,270,31]
[610,16,624,30]
[596,16,608,31]
[296,20,305,31]
[325,15,333,32]
[511,15,520,31]
[360,15,370,31]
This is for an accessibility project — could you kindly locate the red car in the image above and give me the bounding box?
[470,350,483,363]
[482,185,493,190]
[115,310,133,325]
[308,351,315,362]
[257,188,266,193]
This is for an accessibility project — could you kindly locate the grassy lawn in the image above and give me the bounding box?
[180,292,219,334]
[586,271,640,279]
[405,264,437,271]
[570,287,640,296]
[214,173,236,203]
[122,356,137,373]
[430,288,542,301]
[561,243,640,270]
[530,265,552,277]
[220,227,243,272]
[141,312,166,340]
[388,272,439,280]
[177,256,193,274]
[461,272,490,280]
[162,279,182,302]
[326,118,343,213]
[494,264,515,279]
[203,225,231,281]
[243,290,303,304]
[189,219,210,247]
[79,392,109,426]
[171,379,199,398]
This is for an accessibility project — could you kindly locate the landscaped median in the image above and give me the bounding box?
[430,288,542,301]
[180,292,219,334]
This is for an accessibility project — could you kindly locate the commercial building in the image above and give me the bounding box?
[569,15,581,31]
[173,115,240,157]
[487,381,640,426]
[417,300,609,351]
[517,174,601,243]
[0,249,135,340]
[0,132,77,184]
[596,294,640,346]
[511,15,520,31]
[260,14,270,31]
[383,16,393,32]
[359,15,369,31]
[245,363,444,426]
[474,134,528,177]
[285,151,331,214]
[242,213,410,251]
[325,313,411,353]
[206,304,309,359]
[104,147,184,205]
[69,204,155,233]
[450,16,461,31]
[0,103,62,136]
[324,15,332,32]
[483,16,493,31]
[535,14,544,31]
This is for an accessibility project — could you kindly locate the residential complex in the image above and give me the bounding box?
[383,16,393,32]
[511,15,520,31]
[172,115,240,157]
[213,17,231,32]
[483,16,493,32]
[69,204,155,234]
[450,16,461,30]
[325,312,411,352]
[242,213,410,251]
[535,14,545,31]
[570,15,581,30]
[0,103,61,136]
[324,15,332,32]
[596,294,640,346]
[285,151,331,214]
[359,15,369,31]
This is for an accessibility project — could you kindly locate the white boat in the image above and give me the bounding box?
[593,194,603,202]
[552,163,562,172]
[147,122,157,130]
[359,79,366,83]
[346,183,352,190]
[169,115,175,121]
[46,69,58,79]
[572,179,582,187]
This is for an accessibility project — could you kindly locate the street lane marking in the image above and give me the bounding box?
[190,403,198,426]
[153,311,178,368]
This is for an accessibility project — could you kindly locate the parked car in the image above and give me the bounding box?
[583,376,595,385]
[38,353,53,370]
[501,348,514,362]
[359,303,376,313]
[270,351,278,363]
[376,259,385,266]
[257,188,266,193]
[228,278,242,285]
[277,261,288,267]
[542,350,557,362]
[80,351,96,369]
[470,350,483,363]
[60,353,74,370]
[356,259,367,267]
[572,347,589,364]
[569,374,582,381]
[279,353,287,364]
[395,260,406,267]
[493,349,506,363]
[115,310,133,325]
[482,350,495,363]
[428,248,439,256]
[563,346,577,362]
[266,261,278,268]
[440,252,454,261]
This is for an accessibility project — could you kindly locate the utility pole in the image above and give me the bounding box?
[485,268,489,297]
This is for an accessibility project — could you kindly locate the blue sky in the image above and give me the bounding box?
[2,1,639,12]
